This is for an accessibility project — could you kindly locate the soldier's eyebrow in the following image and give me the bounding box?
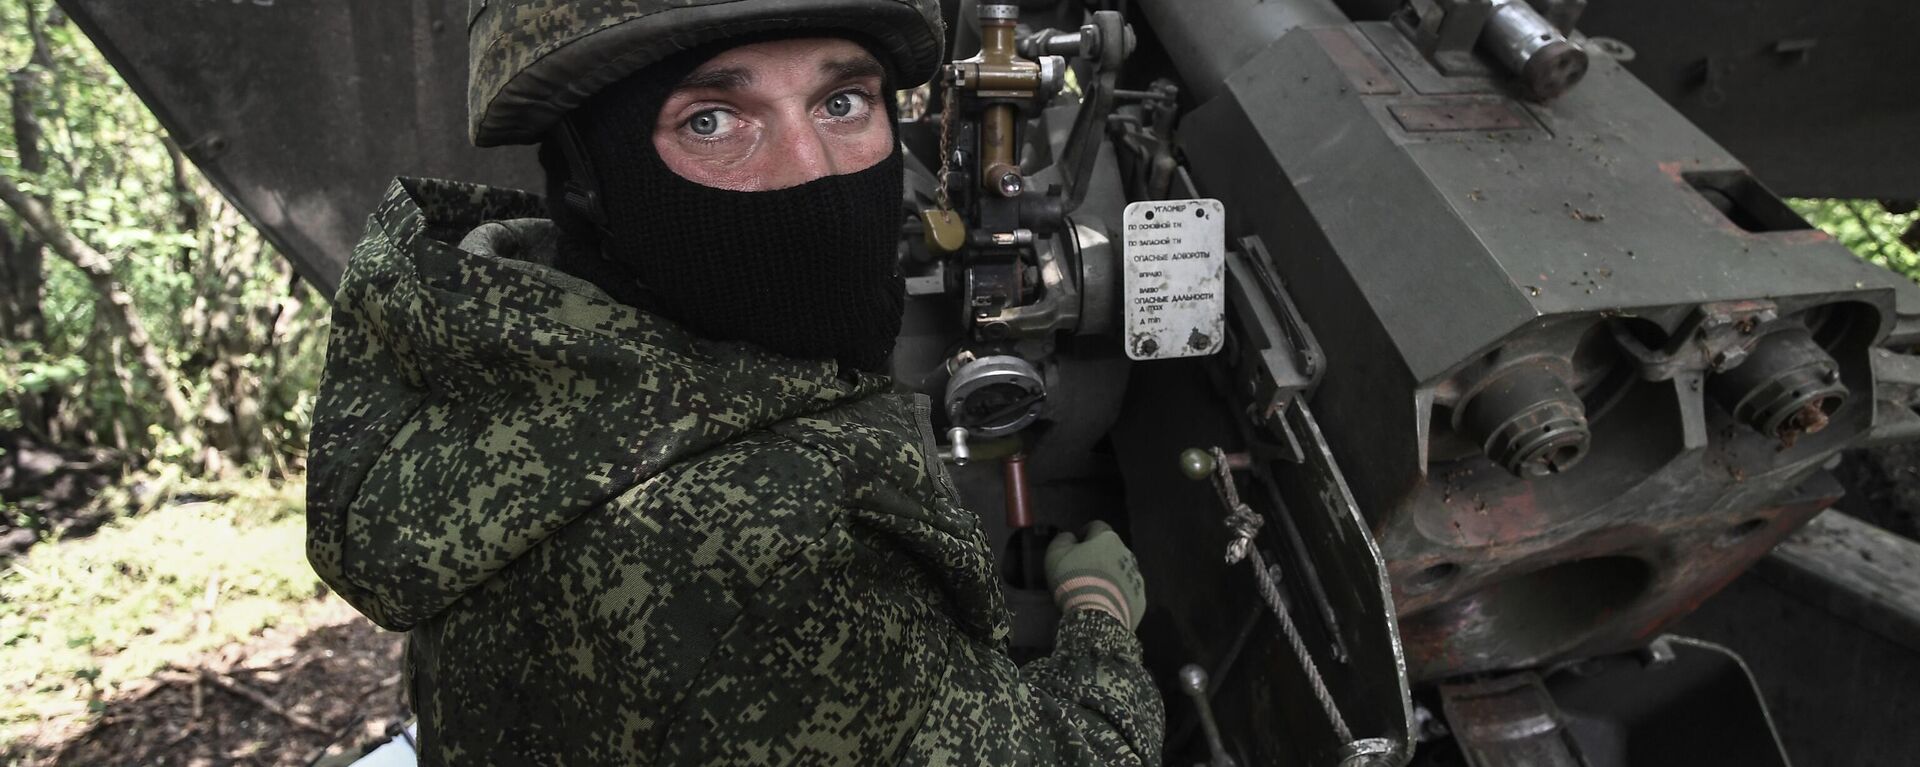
[676,66,754,93]
[821,56,885,83]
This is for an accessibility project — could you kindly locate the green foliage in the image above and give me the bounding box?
[1789,199,1920,282]
[4,350,81,395]
[0,476,324,743]
[0,0,330,474]
[0,343,76,431]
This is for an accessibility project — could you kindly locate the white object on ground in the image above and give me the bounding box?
[349,722,418,767]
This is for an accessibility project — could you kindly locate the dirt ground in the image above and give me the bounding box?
[4,598,408,767]
[0,433,125,561]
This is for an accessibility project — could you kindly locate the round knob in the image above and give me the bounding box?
[1178,448,1215,481]
[1177,664,1209,696]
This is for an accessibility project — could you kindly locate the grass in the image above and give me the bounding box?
[0,475,326,748]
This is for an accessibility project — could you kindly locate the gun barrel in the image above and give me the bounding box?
[1134,0,1349,105]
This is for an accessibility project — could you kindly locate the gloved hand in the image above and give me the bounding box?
[1045,521,1147,630]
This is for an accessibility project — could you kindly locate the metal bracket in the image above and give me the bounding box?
[1439,672,1585,767]
[970,234,1083,337]
[1611,300,1780,381]
[1255,399,1416,765]
[1223,235,1326,438]
[1395,0,1495,73]
[1866,347,1920,445]
[1059,10,1132,212]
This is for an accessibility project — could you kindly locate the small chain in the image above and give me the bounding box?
[936,77,957,212]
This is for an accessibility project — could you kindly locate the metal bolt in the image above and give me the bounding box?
[1639,636,1678,667]
[997,171,1025,198]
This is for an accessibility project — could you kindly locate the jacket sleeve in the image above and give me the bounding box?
[1015,608,1166,765]
[654,521,1165,766]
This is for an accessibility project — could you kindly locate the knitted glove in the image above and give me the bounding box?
[1045,521,1147,630]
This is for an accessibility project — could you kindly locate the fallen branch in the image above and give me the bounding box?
[165,722,200,749]
[299,712,368,767]
[160,666,331,736]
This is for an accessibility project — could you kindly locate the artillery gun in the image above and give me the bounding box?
[59,0,1920,764]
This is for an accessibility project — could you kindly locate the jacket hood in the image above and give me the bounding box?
[306,177,885,630]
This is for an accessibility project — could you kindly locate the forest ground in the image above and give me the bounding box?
[6,598,404,767]
[0,467,406,766]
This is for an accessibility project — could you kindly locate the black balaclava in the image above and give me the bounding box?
[540,39,906,373]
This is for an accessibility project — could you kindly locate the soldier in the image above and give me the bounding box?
[305,0,1165,763]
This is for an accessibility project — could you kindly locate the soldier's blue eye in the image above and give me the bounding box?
[690,111,720,136]
[826,92,865,118]
[686,110,739,137]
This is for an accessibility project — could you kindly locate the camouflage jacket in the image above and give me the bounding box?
[306,178,1165,765]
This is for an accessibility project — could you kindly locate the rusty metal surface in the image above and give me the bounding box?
[1168,13,1918,682]
[1437,672,1583,767]
[56,0,539,294]
[1386,98,1536,132]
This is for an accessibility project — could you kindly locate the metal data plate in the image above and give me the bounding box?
[1122,199,1228,361]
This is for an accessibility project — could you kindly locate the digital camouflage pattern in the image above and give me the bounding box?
[307,177,1165,764]
[467,0,945,146]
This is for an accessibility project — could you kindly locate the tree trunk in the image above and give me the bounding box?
[162,136,200,320]
[3,0,54,436]
[0,174,195,431]
[188,197,274,473]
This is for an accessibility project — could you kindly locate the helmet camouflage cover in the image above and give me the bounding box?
[466,0,947,147]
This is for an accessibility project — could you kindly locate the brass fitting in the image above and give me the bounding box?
[947,4,1065,197]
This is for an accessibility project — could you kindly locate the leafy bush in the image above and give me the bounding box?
[1790,199,1920,283]
[1,1,329,475]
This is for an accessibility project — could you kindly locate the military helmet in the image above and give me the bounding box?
[467,0,947,147]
